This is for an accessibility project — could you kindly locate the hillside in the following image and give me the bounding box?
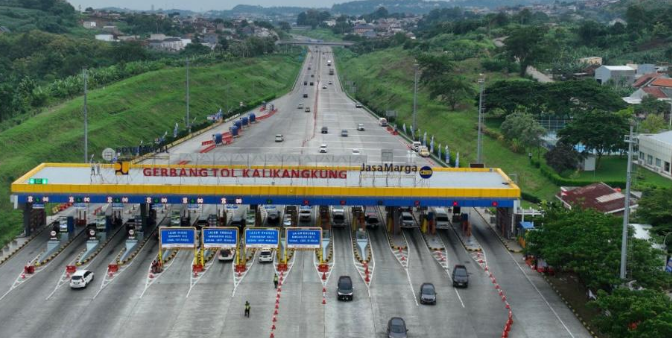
[0,0,78,34]
[0,53,302,247]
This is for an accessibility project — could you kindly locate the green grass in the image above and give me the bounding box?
[575,156,672,188]
[335,47,559,201]
[291,28,343,42]
[0,54,302,248]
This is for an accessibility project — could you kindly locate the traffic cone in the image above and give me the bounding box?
[276,293,281,299]
[275,304,279,309]
[401,256,406,261]
[322,272,326,280]
[495,284,500,289]
[271,324,276,330]
[502,295,507,301]
[149,273,154,279]
[273,316,277,322]
[21,273,26,279]
[276,299,279,305]
[508,310,512,319]
[270,333,274,338]
[108,272,114,278]
[322,287,326,293]
[506,303,511,309]
[322,298,326,304]
[274,309,278,315]
[365,274,370,283]
[278,287,281,292]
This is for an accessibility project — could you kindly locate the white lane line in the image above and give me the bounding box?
[398,231,419,307]
[500,239,576,338]
[434,232,466,308]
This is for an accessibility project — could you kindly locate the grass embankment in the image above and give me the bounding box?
[0,54,302,247]
[335,47,559,201]
[292,28,343,42]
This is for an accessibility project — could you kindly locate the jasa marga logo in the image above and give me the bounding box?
[419,166,433,179]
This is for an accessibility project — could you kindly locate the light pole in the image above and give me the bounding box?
[83,68,88,163]
[477,74,485,164]
[412,62,419,139]
[620,124,635,280]
[186,58,191,134]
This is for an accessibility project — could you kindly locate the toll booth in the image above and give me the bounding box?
[319,205,330,230]
[22,203,46,237]
[285,206,297,226]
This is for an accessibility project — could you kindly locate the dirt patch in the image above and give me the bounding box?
[544,271,606,338]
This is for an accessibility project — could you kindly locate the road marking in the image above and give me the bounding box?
[398,231,419,307]
[434,232,466,308]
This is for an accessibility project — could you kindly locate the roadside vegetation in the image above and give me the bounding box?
[0,53,302,248]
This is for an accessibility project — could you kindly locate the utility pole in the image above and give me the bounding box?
[412,63,419,138]
[186,58,191,134]
[477,74,485,164]
[83,68,88,163]
[620,124,635,280]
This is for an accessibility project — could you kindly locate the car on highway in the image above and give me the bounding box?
[70,270,94,289]
[357,123,365,131]
[452,265,469,288]
[246,211,256,226]
[387,317,408,338]
[419,282,437,305]
[308,66,311,70]
[337,275,354,301]
[267,210,280,225]
[400,212,415,228]
[352,148,361,155]
[230,215,245,228]
[283,214,292,227]
[170,210,181,226]
[365,207,380,227]
[258,248,273,263]
[341,129,348,137]
[311,74,314,78]
[322,85,327,89]
[305,107,311,112]
[332,207,346,226]
[319,144,328,153]
[355,103,363,108]
[321,126,328,134]
[297,103,304,109]
[328,80,333,85]
[310,82,314,86]
[304,81,307,85]
[433,208,450,229]
[218,249,234,261]
[274,134,284,142]
[303,93,308,98]
[299,208,312,222]
[418,146,430,157]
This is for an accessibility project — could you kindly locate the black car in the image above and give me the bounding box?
[419,282,436,304]
[310,82,314,86]
[303,93,308,98]
[304,81,308,85]
[452,264,469,288]
[337,276,353,301]
[267,210,280,225]
[387,317,408,338]
[321,126,328,134]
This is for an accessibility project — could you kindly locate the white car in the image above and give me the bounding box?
[218,249,235,261]
[258,248,273,263]
[319,144,328,153]
[322,85,327,89]
[70,270,94,289]
[352,148,361,155]
[275,134,284,142]
[283,214,292,227]
[357,124,365,131]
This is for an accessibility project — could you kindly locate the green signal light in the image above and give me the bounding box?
[28,178,48,184]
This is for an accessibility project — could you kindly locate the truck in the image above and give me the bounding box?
[329,68,334,75]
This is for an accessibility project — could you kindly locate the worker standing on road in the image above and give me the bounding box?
[274,273,279,288]
[244,301,251,317]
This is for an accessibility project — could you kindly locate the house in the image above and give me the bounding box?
[632,73,665,89]
[102,25,118,32]
[82,21,97,29]
[117,35,139,42]
[353,24,375,36]
[202,33,219,45]
[638,131,672,178]
[95,34,115,42]
[556,182,638,215]
[579,57,602,66]
[323,20,336,27]
[150,33,167,41]
[594,65,636,85]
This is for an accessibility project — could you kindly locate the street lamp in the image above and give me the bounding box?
[620,123,635,280]
[477,74,485,164]
[412,62,419,139]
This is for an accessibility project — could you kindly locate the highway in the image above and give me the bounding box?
[0,46,590,338]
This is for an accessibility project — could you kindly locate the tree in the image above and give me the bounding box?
[482,80,544,115]
[278,21,291,32]
[637,95,670,116]
[504,26,550,76]
[592,288,672,338]
[500,112,546,153]
[557,110,628,168]
[544,141,582,174]
[415,53,454,85]
[640,114,667,133]
[545,80,627,118]
[181,43,211,56]
[427,76,475,110]
[636,187,672,238]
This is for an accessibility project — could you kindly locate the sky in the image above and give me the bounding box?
[67,0,343,11]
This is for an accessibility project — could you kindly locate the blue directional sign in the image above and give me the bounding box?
[203,227,238,249]
[286,228,322,249]
[245,228,279,248]
[159,227,196,249]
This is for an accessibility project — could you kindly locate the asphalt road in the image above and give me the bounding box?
[0,46,590,338]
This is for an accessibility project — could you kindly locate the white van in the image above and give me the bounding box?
[412,141,422,152]
[433,208,450,229]
[299,207,312,223]
[400,212,415,228]
[379,118,388,127]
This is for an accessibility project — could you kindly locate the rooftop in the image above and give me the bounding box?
[651,78,672,88]
[603,66,635,71]
[642,130,672,145]
[557,182,636,214]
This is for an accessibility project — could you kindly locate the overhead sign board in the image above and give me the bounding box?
[286,227,322,249]
[159,227,196,249]
[202,227,238,249]
[245,228,279,248]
